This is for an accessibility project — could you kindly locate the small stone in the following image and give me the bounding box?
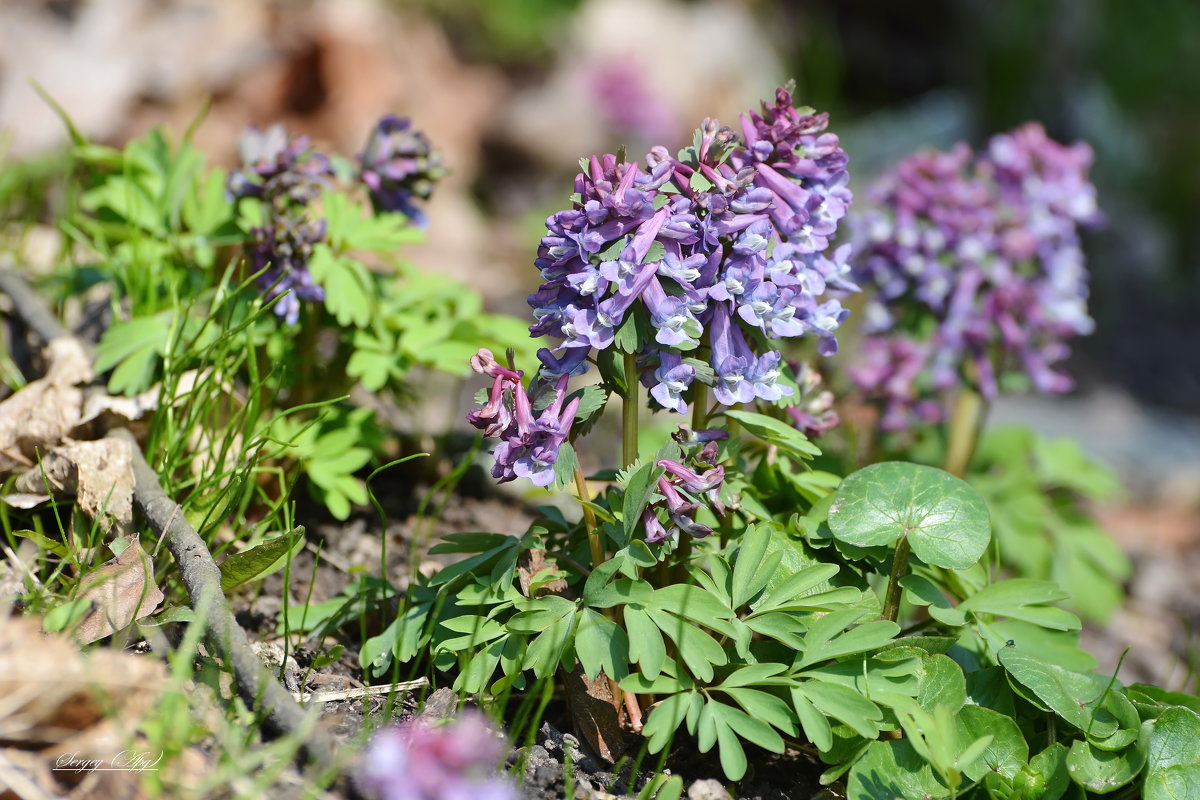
[688,778,732,800]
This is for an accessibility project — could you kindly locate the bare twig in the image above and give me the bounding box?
[0,267,335,768]
[294,679,428,705]
[112,427,335,766]
[0,264,77,349]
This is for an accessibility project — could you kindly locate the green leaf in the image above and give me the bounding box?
[653,615,727,682]
[791,688,833,751]
[956,705,1028,781]
[794,680,884,740]
[323,189,422,251]
[639,690,693,753]
[998,649,1119,738]
[621,459,665,543]
[574,609,629,681]
[650,584,736,633]
[1145,765,1200,800]
[1066,738,1145,794]
[625,606,667,679]
[959,579,1081,631]
[847,738,952,800]
[796,608,900,668]
[95,314,171,395]
[307,246,373,327]
[219,528,305,592]
[11,529,70,559]
[721,687,796,736]
[916,654,967,713]
[731,524,781,609]
[1146,707,1200,773]
[1028,743,1071,800]
[552,441,580,492]
[828,462,991,570]
[899,574,967,626]
[723,409,821,460]
[43,598,92,633]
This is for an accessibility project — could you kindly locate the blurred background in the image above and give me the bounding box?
[1,0,1198,661]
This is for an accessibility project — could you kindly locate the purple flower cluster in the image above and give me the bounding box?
[643,439,726,543]
[530,86,856,413]
[851,123,1102,429]
[228,125,334,324]
[359,115,446,228]
[359,712,516,800]
[467,349,579,487]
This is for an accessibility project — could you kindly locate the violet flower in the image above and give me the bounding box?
[359,115,446,227]
[359,712,517,800]
[640,443,726,544]
[527,84,857,414]
[849,123,1101,429]
[468,349,578,487]
[229,124,336,324]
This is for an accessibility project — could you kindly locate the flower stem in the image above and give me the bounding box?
[573,464,604,568]
[882,536,912,623]
[692,382,709,431]
[622,352,639,468]
[944,378,989,478]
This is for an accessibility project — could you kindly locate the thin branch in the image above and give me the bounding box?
[0,266,335,768]
[0,264,76,348]
[112,427,336,766]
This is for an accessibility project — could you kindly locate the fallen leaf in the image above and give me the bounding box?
[13,438,135,535]
[0,337,92,475]
[0,613,166,799]
[70,538,164,644]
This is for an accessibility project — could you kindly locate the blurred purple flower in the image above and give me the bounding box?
[849,123,1102,428]
[228,124,337,323]
[227,124,333,204]
[359,115,446,227]
[359,711,516,800]
[785,362,840,438]
[587,59,677,143]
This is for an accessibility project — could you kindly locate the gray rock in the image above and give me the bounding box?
[688,778,732,800]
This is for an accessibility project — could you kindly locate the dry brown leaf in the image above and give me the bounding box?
[0,338,93,475]
[70,538,164,644]
[12,438,135,535]
[0,614,165,799]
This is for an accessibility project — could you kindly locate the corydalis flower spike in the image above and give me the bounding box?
[528,86,856,412]
[360,115,446,227]
[849,123,1100,429]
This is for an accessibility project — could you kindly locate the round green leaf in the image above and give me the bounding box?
[998,649,1120,738]
[828,462,991,569]
[1146,707,1200,772]
[1145,764,1200,800]
[847,738,952,800]
[1067,739,1145,794]
[956,705,1029,781]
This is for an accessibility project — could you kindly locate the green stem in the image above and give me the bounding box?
[622,352,639,468]
[943,379,989,478]
[691,382,709,431]
[882,536,912,623]
[573,464,604,569]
